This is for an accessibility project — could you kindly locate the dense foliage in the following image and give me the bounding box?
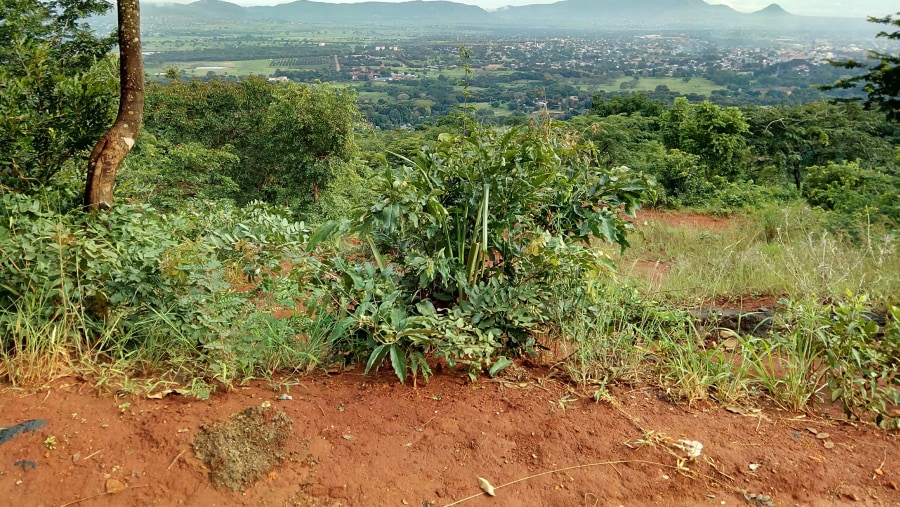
[308,124,655,381]
[0,4,897,429]
[140,78,360,215]
[574,93,899,225]
[0,0,116,193]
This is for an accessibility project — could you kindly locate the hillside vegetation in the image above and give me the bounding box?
[1,1,898,431]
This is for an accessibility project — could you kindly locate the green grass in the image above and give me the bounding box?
[615,204,900,308]
[145,59,277,79]
[593,76,723,95]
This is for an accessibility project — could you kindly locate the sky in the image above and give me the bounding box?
[209,0,898,19]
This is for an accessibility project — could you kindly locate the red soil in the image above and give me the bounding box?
[633,210,741,232]
[2,370,897,506]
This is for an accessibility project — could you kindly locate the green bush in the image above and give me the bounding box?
[0,193,320,392]
[802,161,899,233]
[309,124,656,382]
[142,78,360,218]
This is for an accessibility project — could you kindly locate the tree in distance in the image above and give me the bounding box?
[823,13,900,121]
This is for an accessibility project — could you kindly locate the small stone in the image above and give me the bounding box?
[874,468,884,476]
[749,463,761,471]
[105,478,127,494]
[720,337,739,350]
[478,477,495,496]
[718,329,738,339]
[823,441,835,449]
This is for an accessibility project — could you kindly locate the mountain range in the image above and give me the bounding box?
[137,0,869,30]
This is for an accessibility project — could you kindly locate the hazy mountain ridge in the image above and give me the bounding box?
[137,0,868,30]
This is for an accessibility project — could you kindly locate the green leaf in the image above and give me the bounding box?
[831,388,844,402]
[365,344,389,375]
[329,316,356,343]
[307,220,340,251]
[489,356,512,377]
[389,344,408,383]
[367,236,386,271]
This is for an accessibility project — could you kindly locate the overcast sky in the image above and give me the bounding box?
[207,0,897,19]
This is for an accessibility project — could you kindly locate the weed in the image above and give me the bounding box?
[656,327,738,405]
[740,302,829,412]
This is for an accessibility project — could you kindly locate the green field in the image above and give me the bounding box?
[593,76,723,95]
[145,59,277,79]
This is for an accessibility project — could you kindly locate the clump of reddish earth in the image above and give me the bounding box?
[192,405,293,492]
[1,368,897,506]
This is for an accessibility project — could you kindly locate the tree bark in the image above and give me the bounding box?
[84,0,144,210]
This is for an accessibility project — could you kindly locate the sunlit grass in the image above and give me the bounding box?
[615,204,900,308]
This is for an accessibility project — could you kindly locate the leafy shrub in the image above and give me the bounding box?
[309,124,655,381]
[802,161,899,233]
[142,78,360,218]
[117,133,241,210]
[744,295,900,429]
[825,295,900,429]
[0,192,320,391]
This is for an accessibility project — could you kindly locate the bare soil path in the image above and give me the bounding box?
[1,369,897,507]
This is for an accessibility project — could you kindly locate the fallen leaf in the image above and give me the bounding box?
[874,468,884,476]
[807,427,818,435]
[816,433,830,440]
[823,441,835,449]
[478,477,496,496]
[342,434,355,441]
[105,478,127,494]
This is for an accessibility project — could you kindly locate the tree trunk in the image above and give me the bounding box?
[84,0,144,211]
[792,165,802,191]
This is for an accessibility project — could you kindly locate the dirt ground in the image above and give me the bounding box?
[632,210,741,232]
[1,367,897,507]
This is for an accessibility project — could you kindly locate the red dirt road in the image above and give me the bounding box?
[1,369,897,506]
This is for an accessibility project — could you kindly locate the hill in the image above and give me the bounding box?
[137,0,868,31]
